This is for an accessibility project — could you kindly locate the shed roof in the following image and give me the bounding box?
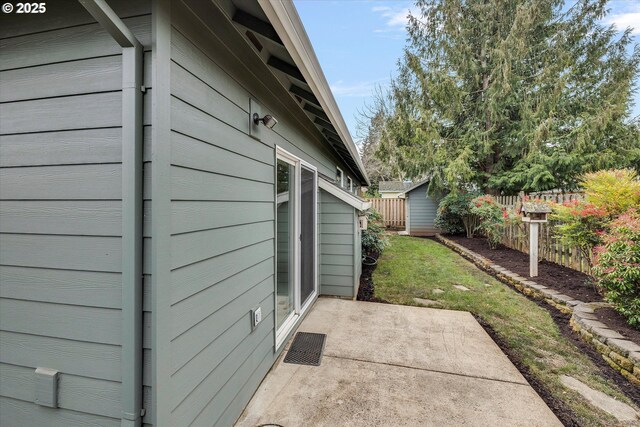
[400,179,430,195]
[226,0,369,185]
[379,181,413,192]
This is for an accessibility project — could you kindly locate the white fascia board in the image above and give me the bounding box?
[258,0,370,186]
[319,178,371,211]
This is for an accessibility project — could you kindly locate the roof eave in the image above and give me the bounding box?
[318,178,371,211]
[257,0,370,186]
[400,179,430,195]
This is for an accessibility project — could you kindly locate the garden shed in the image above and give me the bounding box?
[402,180,441,236]
[0,0,369,426]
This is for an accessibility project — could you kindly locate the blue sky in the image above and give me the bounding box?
[294,0,640,141]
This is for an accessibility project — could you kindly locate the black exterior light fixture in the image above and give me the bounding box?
[253,113,278,129]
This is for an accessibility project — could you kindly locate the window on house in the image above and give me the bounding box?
[336,167,344,187]
[347,176,353,193]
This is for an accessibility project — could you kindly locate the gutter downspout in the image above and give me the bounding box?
[78,2,144,426]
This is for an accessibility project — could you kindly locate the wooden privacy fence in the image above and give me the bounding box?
[498,191,590,273]
[496,191,584,209]
[368,198,406,229]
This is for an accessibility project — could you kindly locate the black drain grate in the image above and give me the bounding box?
[283,332,326,366]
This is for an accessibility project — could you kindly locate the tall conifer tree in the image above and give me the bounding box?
[376,0,640,194]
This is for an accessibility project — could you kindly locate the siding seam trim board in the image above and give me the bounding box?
[0,12,153,42]
[0,162,122,170]
[169,274,273,342]
[169,220,273,237]
[170,255,274,307]
[168,95,277,159]
[0,91,124,108]
[0,126,124,137]
[169,237,273,273]
[169,164,272,186]
[170,129,272,167]
[170,59,247,114]
[0,52,152,73]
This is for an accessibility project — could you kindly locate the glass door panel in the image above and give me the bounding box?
[276,159,295,330]
[300,166,316,306]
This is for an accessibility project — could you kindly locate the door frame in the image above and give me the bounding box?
[274,146,318,350]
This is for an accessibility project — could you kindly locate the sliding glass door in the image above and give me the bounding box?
[276,159,295,331]
[300,166,316,307]
[275,149,317,347]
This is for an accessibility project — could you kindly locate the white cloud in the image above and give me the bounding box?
[371,3,418,31]
[371,5,391,12]
[330,79,388,97]
[604,4,640,35]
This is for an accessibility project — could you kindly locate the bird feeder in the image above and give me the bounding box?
[521,201,551,277]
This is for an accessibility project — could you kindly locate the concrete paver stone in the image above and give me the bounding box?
[560,375,639,424]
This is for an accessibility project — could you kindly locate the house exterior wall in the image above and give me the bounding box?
[0,0,365,426]
[319,190,356,298]
[407,184,440,236]
[0,1,153,425]
[155,1,364,426]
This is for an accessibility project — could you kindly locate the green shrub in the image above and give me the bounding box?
[593,209,640,326]
[469,195,506,249]
[550,199,608,268]
[434,191,480,237]
[362,209,388,255]
[582,169,640,216]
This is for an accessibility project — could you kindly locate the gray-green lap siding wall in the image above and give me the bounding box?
[0,0,154,425]
[319,190,358,298]
[0,0,364,425]
[155,1,363,426]
[407,184,440,236]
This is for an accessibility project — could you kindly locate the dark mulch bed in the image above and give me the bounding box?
[540,304,640,408]
[356,251,387,303]
[450,237,640,411]
[594,307,640,344]
[446,235,602,303]
[476,303,640,425]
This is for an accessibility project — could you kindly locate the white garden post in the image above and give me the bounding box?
[529,222,539,277]
[520,201,551,278]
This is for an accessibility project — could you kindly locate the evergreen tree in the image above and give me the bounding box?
[376,0,640,195]
[356,88,404,190]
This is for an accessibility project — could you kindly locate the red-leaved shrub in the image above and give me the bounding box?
[593,209,640,326]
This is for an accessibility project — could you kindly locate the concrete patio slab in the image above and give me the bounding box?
[236,298,561,427]
[297,298,526,383]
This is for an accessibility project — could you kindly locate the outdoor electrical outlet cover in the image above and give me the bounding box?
[251,307,262,330]
[34,367,59,408]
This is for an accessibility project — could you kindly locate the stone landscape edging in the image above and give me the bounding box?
[435,234,640,386]
[570,303,640,386]
[435,234,582,312]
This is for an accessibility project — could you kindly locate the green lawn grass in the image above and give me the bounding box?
[373,234,636,427]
